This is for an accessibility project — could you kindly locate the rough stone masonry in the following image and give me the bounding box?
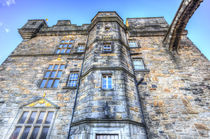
[0,0,209,139]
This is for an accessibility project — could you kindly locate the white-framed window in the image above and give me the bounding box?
[133,59,145,70]
[67,72,79,87]
[10,109,55,139]
[129,41,138,48]
[103,44,112,52]
[40,64,65,88]
[77,45,85,53]
[102,74,112,89]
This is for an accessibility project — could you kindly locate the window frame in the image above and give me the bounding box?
[101,74,113,90]
[67,72,79,88]
[128,40,139,48]
[77,44,85,53]
[102,43,112,53]
[40,64,65,89]
[132,58,145,71]
[9,108,57,139]
[55,39,75,54]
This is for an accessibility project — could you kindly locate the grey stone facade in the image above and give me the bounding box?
[0,6,209,139]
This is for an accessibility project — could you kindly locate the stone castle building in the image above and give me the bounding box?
[0,0,209,139]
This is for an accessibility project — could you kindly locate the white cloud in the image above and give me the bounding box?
[5,28,10,33]
[0,0,15,6]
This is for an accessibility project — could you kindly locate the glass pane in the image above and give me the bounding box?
[50,71,56,78]
[30,127,40,139]
[45,112,54,124]
[61,49,65,54]
[53,79,59,88]
[10,127,21,139]
[20,127,31,139]
[59,64,65,70]
[70,40,74,43]
[66,49,71,54]
[61,40,65,43]
[56,71,62,78]
[48,65,53,70]
[54,65,58,70]
[46,80,53,88]
[36,112,45,124]
[102,77,107,89]
[40,80,47,88]
[18,111,29,124]
[44,72,50,78]
[108,77,112,89]
[63,44,68,48]
[68,44,72,48]
[59,44,63,48]
[40,127,49,139]
[129,42,136,47]
[27,112,37,124]
[56,49,60,54]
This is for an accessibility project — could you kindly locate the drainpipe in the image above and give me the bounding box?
[67,33,90,139]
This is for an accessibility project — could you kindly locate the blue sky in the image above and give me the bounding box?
[0,0,209,64]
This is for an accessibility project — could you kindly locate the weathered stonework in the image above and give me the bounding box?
[0,1,209,138]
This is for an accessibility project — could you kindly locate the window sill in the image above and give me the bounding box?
[134,69,150,72]
[101,88,114,91]
[63,86,77,89]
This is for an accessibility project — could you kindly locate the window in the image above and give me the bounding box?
[103,44,112,52]
[129,41,138,48]
[40,64,65,88]
[56,40,74,54]
[10,110,55,139]
[77,45,85,53]
[102,74,112,89]
[67,72,79,87]
[133,59,145,70]
[96,134,119,139]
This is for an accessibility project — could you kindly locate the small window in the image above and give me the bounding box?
[133,59,145,70]
[103,44,112,53]
[67,72,79,87]
[40,64,65,88]
[10,110,55,139]
[129,41,138,48]
[102,74,112,89]
[77,45,85,53]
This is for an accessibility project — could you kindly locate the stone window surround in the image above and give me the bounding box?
[101,72,114,90]
[128,40,139,48]
[8,107,57,139]
[132,58,146,71]
[102,42,113,53]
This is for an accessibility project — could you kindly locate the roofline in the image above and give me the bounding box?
[91,11,124,22]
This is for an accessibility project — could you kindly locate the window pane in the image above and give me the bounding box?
[63,44,68,48]
[53,79,59,88]
[44,72,50,78]
[59,44,63,48]
[61,49,65,54]
[102,77,107,89]
[70,40,74,43]
[54,65,58,70]
[36,112,45,124]
[48,65,53,70]
[56,49,60,54]
[108,76,112,89]
[68,44,72,48]
[56,71,62,78]
[66,49,71,54]
[27,112,37,124]
[20,127,31,139]
[45,112,54,124]
[40,80,47,88]
[50,71,56,78]
[40,127,49,139]
[61,40,65,43]
[10,127,21,139]
[30,127,40,139]
[18,111,29,124]
[46,80,53,88]
[59,65,65,70]
[129,42,136,47]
